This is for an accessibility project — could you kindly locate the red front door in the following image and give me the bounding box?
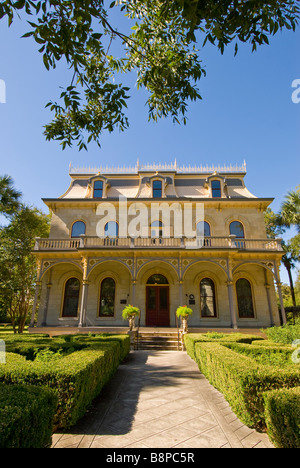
[146,286,169,326]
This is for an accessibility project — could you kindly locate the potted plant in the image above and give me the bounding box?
[176,305,193,333]
[122,304,140,331]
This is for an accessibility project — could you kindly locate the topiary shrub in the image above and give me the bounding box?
[0,383,57,448]
[263,387,300,448]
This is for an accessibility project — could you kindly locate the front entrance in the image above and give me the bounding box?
[146,274,170,326]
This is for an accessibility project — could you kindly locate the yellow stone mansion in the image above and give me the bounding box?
[30,160,286,331]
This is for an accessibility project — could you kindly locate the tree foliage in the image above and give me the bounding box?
[264,186,300,307]
[0,175,22,216]
[1,0,299,150]
[0,204,50,333]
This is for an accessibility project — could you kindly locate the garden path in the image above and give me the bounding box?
[52,350,274,449]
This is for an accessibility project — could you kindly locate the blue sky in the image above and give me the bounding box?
[0,8,299,283]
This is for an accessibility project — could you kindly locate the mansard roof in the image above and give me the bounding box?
[55,160,259,200]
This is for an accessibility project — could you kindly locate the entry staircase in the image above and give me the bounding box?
[133,329,184,351]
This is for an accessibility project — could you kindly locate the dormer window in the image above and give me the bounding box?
[211,180,221,198]
[93,180,104,198]
[153,180,162,198]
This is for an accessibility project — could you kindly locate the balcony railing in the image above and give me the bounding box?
[34,236,283,252]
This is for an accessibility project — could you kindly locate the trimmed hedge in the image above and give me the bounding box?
[263,387,300,448]
[0,334,130,430]
[0,382,58,448]
[184,335,300,432]
[184,332,264,362]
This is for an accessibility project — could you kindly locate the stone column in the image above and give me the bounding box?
[78,280,89,328]
[29,281,42,327]
[78,257,89,328]
[264,269,275,327]
[41,271,52,327]
[179,280,183,305]
[132,280,136,305]
[227,258,238,329]
[274,261,287,325]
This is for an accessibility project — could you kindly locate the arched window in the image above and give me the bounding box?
[104,221,119,246]
[153,180,162,198]
[151,220,163,238]
[93,180,104,198]
[211,180,221,198]
[99,277,115,317]
[200,278,217,317]
[62,278,80,317]
[147,274,169,285]
[229,221,245,238]
[196,221,211,247]
[236,278,254,318]
[196,221,211,237]
[230,221,245,248]
[104,221,119,237]
[71,221,86,238]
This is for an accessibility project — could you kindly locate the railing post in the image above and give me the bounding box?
[34,237,41,251]
[80,234,86,248]
[229,234,236,248]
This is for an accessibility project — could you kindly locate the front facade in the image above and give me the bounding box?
[31,160,286,330]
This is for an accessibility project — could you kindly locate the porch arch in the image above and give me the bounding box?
[136,260,179,285]
[182,259,229,281]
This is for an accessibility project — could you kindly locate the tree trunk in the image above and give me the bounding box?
[286,264,297,307]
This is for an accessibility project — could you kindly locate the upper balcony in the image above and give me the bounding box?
[34,235,283,253]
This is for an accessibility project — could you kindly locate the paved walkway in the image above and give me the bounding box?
[52,351,273,449]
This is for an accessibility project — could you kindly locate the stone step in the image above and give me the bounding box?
[135,331,183,351]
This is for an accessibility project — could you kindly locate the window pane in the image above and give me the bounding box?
[99,278,115,317]
[151,220,163,238]
[230,221,245,238]
[71,221,86,238]
[62,278,80,317]
[200,278,217,317]
[105,221,119,237]
[147,274,168,285]
[236,278,254,318]
[159,288,168,309]
[197,221,211,237]
[94,180,103,198]
[211,180,221,197]
[153,180,162,198]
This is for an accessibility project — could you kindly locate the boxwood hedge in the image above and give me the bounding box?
[263,386,300,448]
[184,332,300,446]
[0,382,58,448]
[0,334,130,433]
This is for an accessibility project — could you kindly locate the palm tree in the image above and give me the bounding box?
[281,243,298,307]
[280,189,300,232]
[0,175,22,216]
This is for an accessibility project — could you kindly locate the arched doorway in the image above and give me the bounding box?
[146,274,169,326]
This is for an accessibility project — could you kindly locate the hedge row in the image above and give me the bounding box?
[263,386,300,448]
[0,382,58,448]
[0,334,131,438]
[184,333,300,446]
[184,332,264,362]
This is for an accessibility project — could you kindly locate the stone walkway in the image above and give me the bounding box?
[51,351,274,449]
